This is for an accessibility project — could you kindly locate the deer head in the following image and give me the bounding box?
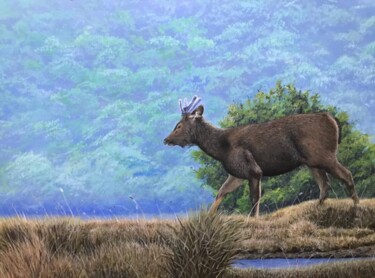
[163,96,204,147]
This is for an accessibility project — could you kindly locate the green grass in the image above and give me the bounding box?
[0,199,374,277]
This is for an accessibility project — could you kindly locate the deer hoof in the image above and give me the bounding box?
[352,195,360,205]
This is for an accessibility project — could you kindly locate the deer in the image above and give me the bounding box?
[163,96,359,217]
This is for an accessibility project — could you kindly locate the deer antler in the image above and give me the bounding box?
[179,95,202,115]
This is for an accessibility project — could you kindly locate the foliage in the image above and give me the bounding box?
[193,82,375,213]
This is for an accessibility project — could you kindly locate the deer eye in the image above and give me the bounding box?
[177,124,182,129]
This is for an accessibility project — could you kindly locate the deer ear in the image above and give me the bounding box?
[191,105,204,119]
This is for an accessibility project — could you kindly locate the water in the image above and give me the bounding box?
[233,258,368,269]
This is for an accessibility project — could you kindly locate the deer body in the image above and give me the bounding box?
[164,98,359,216]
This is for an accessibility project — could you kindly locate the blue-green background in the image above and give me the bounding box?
[0,0,374,216]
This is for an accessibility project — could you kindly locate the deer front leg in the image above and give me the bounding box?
[209,175,243,213]
[245,150,262,217]
[249,177,261,217]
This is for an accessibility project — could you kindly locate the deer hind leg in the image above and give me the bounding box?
[209,175,243,213]
[310,168,330,205]
[325,159,359,205]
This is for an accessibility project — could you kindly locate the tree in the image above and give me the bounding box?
[192,82,375,213]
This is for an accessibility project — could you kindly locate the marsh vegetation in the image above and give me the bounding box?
[0,199,374,277]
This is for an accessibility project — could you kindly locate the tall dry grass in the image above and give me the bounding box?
[0,199,373,277]
[240,199,375,258]
[0,218,171,278]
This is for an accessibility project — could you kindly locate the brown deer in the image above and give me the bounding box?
[164,96,359,216]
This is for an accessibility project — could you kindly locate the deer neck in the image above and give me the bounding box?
[193,120,228,161]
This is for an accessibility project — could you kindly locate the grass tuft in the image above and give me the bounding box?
[162,210,243,278]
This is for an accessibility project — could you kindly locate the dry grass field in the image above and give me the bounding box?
[0,199,374,278]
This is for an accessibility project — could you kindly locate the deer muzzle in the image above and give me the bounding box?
[163,137,173,146]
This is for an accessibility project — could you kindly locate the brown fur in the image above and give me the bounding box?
[164,106,359,216]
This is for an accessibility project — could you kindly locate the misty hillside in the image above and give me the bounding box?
[0,0,374,216]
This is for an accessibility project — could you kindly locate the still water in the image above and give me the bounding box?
[233,258,368,269]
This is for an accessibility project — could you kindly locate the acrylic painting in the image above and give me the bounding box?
[0,0,374,277]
